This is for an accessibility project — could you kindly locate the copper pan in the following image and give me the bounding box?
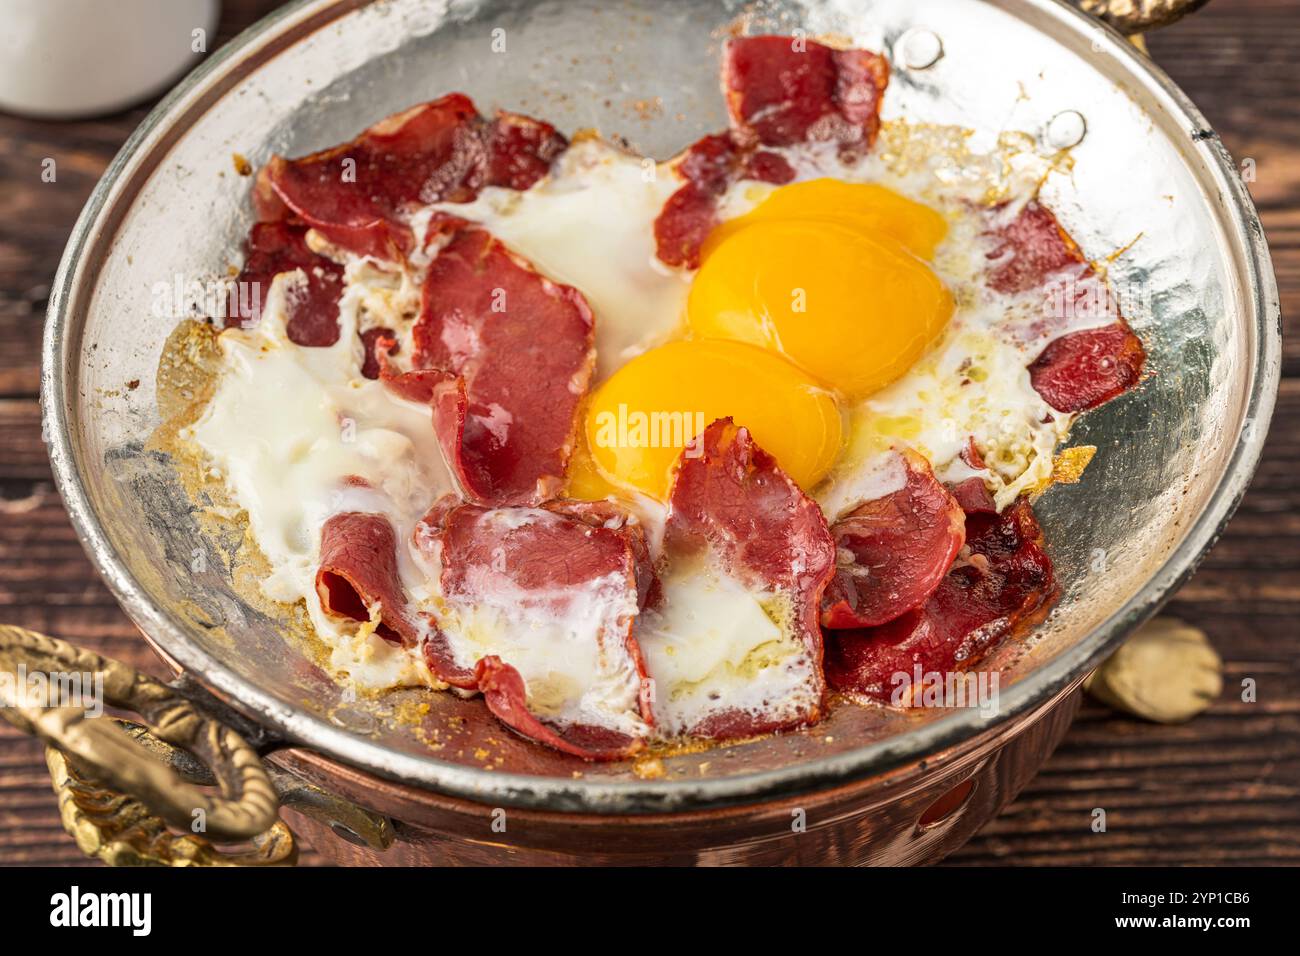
[19,0,1278,865]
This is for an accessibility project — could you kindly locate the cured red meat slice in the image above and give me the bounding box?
[984,200,1146,411]
[654,37,889,269]
[825,499,1056,704]
[408,227,596,506]
[542,498,661,609]
[639,419,837,738]
[484,111,570,190]
[654,133,794,269]
[1029,323,1147,413]
[413,499,656,760]
[947,477,997,516]
[474,657,645,760]
[227,221,343,346]
[664,419,834,601]
[316,511,420,645]
[359,327,395,380]
[259,95,566,261]
[723,36,890,151]
[821,451,966,630]
[983,200,1085,296]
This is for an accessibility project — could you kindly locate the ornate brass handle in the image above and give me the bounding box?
[46,745,296,866]
[0,625,292,866]
[1074,0,1211,36]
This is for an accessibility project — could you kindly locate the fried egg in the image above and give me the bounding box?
[584,339,842,501]
[688,180,954,399]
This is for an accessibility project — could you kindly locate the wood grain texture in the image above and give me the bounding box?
[0,0,1296,867]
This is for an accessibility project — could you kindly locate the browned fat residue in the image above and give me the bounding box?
[633,755,666,780]
[148,320,336,670]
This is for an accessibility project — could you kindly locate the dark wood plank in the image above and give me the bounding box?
[0,0,1296,867]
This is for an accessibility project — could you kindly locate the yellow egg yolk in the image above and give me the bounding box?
[688,183,955,400]
[702,179,948,262]
[584,339,842,501]
[565,434,625,502]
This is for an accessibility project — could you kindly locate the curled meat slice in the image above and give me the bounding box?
[227,221,343,346]
[413,499,656,760]
[825,499,1056,704]
[639,419,837,739]
[258,94,566,261]
[723,35,890,151]
[983,200,1146,411]
[821,450,966,630]
[316,512,420,645]
[405,227,596,506]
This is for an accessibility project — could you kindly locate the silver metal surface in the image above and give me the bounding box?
[42,0,1280,812]
[1045,109,1087,149]
[894,27,944,70]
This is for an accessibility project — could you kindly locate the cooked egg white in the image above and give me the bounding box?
[638,563,818,738]
[185,271,446,688]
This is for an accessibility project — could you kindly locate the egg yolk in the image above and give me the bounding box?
[702,179,948,262]
[584,339,842,501]
[565,435,625,502]
[688,184,955,400]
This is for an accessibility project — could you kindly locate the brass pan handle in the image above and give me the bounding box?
[1074,0,1211,37]
[0,625,293,865]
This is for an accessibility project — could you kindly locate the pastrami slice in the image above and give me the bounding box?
[1029,323,1146,413]
[825,499,1056,704]
[821,450,966,630]
[722,36,890,151]
[409,227,596,506]
[413,499,655,759]
[261,94,566,261]
[639,418,837,739]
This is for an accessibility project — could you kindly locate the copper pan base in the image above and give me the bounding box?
[272,684,1081,866]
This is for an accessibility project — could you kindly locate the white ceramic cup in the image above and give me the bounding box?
[0,0,222,119]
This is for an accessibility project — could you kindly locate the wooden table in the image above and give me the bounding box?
[1,0,1295,866]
